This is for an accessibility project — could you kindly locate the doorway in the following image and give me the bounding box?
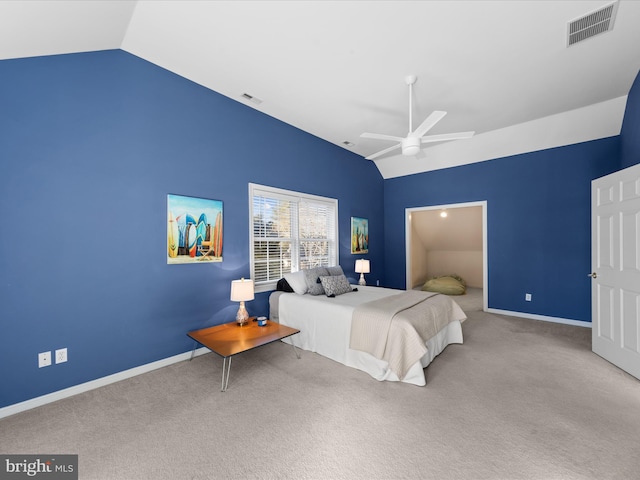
[405,201,488,311]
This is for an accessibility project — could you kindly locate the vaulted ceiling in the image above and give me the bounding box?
[2,1,639,178]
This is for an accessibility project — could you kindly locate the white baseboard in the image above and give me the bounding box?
[486,308,592,328]
[0,347,210,420]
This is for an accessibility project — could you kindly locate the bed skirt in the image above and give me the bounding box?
[271,289,464,386]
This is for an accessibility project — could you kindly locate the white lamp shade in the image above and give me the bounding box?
[230,278,255,302]
[355,259,370,274]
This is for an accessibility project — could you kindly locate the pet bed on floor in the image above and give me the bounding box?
[422,275,466,295]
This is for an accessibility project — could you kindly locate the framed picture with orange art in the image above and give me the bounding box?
[167,194,223,264]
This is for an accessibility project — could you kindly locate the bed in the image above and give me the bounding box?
[269,284,466,386]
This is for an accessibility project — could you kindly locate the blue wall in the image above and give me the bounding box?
[384,140,620,322]
[383,71,640,323]
[621,70,640,169]
[2,50,638,410]
[0,50,383,408]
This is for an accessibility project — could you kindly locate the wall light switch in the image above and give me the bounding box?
[525,293,532,301]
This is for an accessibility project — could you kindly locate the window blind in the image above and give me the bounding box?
[249,184,338,292]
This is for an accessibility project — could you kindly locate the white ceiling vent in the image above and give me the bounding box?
[241,93,263,105]
[567,1,618,47]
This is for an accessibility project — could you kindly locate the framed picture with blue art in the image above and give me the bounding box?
[351,216,368,254]
[167,194,223,264]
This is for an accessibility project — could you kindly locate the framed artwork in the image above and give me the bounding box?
[167,194,223,264]
[351,216,369,254]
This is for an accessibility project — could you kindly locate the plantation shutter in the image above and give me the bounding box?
[299,200,335,270]
[252,190,297,284]
[249,184,338,292]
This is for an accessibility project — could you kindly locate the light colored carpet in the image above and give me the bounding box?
[448,286,483,312]
[1,295,639,480]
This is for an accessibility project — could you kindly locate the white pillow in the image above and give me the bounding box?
[284,271,308,295]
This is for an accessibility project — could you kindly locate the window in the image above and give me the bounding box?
[249,183,338,292]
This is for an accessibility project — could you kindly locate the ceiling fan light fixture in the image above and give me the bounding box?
[401,137,420,156]
[360,75,474,161]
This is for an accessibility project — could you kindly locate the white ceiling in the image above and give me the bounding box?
[2,1,640,179]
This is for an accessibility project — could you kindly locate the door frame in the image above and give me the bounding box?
[405,200,488,311]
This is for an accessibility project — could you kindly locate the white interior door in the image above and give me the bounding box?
[591,162,640,380]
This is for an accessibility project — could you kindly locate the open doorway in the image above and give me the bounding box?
[405,201,487,311]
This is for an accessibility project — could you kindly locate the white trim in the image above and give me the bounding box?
[486,308,592,328]
[405,201,488,311]
[0,347,211,420]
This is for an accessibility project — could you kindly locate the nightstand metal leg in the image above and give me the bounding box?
[189,341,198,361]
[221,357,232,392]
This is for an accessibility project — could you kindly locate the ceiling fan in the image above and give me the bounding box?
[360,75,474,160]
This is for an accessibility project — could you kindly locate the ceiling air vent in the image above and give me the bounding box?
[241,93,263,105]
[567,1,618,47]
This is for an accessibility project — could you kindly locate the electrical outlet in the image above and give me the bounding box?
[38,351,51,368]
[525,293,532,301]
[55,348,68,364]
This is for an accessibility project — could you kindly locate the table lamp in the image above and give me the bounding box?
[230,278,254,326]
[355,259,370,286]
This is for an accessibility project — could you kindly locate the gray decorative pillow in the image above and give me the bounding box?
[326,265,345,277]
[319,274,352,297]
[304,267,329,295]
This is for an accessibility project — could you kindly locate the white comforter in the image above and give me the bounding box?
[270,286,466,386]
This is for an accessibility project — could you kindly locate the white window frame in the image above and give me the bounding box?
[249,183,339,293]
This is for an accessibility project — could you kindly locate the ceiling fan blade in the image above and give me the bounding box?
[412,110,447,138]
[365,143,401,160]
[420,131,475,143]
[360,132,405,142]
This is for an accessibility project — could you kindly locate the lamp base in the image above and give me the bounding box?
[236,302,249,326]
[358,273,366,286]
